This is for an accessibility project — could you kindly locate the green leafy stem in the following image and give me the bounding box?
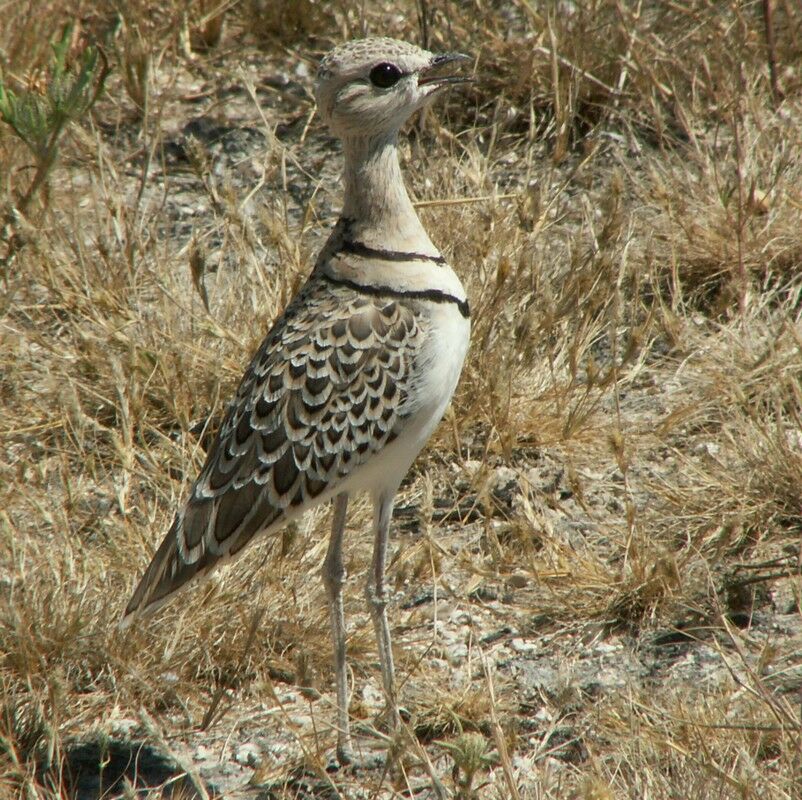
[0,22,110,217]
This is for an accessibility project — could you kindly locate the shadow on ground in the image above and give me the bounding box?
[36,738,219,799]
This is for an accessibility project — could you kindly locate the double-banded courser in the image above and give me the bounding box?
[122,38,471,764]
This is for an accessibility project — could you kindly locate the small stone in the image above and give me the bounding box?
[508,572,528,589]
[450,609,472,625]
[193,744,215,762]
[490,466,517,490]
[109,718,139,737]
[447,642,469,665]
[234,743,261,767]
[464,459,483,475]
[771,579,801,614]
[510,637,538,654]
[360,681,384,709]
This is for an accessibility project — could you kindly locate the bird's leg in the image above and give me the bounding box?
[322,492,352,764]
[365,490,400,731]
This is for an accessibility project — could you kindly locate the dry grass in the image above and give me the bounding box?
[2,1,802,797]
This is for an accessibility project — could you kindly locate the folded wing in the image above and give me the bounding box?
[122,280,423,623]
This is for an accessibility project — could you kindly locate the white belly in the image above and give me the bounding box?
[342,302,470,500]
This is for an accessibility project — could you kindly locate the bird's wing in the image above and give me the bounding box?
[122,277,424,623]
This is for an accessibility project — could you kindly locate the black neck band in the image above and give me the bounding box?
[321,272,470,319]
[337,239,447,265]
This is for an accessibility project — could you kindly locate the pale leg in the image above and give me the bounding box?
[365,490,401,730]
[322,492,352,764]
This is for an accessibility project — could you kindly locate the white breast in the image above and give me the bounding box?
[344,298,470,501]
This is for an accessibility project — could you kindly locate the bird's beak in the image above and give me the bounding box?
[418,52,473,87]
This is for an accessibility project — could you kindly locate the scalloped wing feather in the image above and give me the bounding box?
[122,278,423,623]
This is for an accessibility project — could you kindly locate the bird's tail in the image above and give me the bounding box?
[119,517,220,629]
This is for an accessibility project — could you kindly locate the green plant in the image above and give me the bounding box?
[439,730,497,799]
[0,22,109,218]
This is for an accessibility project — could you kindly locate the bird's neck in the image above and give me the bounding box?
[340,132,435,252]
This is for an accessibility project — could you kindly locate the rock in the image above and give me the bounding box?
[771,578,801,614]
[234,743,261,767]
[510,637,538,654]
[508,572,529,588]
[447,642,469,665]
[193,744,215,762]
[109,718,139,737]
[360,681,384,710]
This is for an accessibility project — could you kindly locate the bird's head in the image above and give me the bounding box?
[315,37,471,139]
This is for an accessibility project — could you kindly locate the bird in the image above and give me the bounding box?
[121,37,472,765]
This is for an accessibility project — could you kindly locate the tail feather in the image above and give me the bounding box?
[119,493,283,629]
[119,517,222,629]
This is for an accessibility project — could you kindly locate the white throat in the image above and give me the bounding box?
[340,132,436,254]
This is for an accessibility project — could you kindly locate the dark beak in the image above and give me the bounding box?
[418,52,473,86]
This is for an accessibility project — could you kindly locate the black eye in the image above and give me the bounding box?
[369,62,403,89]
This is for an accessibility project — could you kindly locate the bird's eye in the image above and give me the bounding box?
[369,62,403,89]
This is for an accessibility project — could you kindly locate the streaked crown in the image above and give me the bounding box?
[315,37,470,138]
